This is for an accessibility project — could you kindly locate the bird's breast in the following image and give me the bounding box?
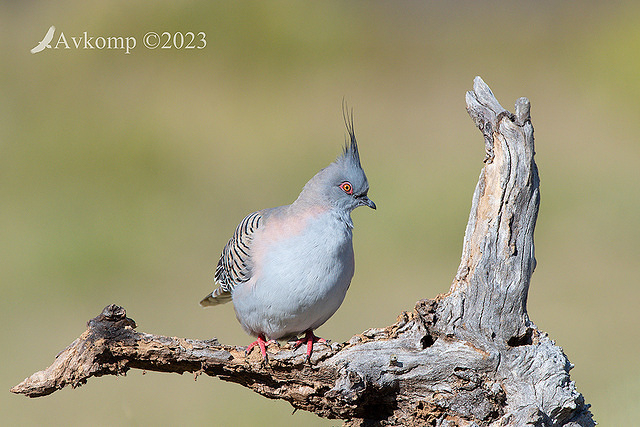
[232,210,355,338]
[245,210,354,296]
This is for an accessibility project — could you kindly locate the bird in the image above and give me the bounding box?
[31,25,56,54]
[200,109,375,362]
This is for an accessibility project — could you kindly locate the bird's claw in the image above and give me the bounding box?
[245,334,275,363]
[293,330,327,363]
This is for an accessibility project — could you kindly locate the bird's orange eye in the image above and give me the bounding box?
[339,181,353,195]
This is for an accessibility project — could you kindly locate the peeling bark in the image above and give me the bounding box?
[11,77,594,426]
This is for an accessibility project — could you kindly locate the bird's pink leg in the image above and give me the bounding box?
[245,333,273,360]
[293,330,326,361]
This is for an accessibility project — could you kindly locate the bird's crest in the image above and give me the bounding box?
[340,101,362,169]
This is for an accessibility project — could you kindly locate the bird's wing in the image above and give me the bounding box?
[43,26,55,44]
[201,210,263,307]
[30,44,45,54]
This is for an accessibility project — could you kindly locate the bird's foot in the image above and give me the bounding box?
[293,330,328,363]
[245,334,275,362]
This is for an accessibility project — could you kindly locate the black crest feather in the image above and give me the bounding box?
[341,100,361,167]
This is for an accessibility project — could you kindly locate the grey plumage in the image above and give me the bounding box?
[200,112,375,356]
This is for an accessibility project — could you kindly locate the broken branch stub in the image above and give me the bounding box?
[437,76,539,348]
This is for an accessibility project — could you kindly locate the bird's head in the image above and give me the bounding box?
[299,108,376,213]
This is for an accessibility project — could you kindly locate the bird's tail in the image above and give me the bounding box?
[199,288,232,307]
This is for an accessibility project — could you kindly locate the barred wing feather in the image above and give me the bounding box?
[200,211,262,307]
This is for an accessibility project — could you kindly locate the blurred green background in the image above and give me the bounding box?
[2,1,639,425]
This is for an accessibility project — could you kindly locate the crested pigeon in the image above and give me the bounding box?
[200,110,375,361]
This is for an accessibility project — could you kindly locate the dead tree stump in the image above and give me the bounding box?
[11,77,594,426]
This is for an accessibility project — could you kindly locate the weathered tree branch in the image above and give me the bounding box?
[11,77,594,426]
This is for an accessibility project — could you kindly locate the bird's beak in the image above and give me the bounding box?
[360,196,376,210]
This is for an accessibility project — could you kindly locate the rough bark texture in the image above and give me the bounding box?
[11,77,594,426]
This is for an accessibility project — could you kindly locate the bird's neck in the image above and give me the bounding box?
[335,209,354,229]
[290,197,353,230]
